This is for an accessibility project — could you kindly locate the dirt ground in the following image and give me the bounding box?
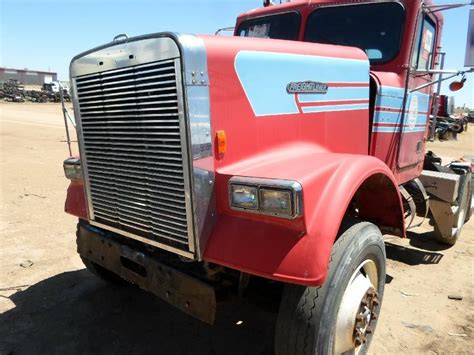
[0,102,473,354]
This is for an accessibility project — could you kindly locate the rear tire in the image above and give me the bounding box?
[274,221,386,355]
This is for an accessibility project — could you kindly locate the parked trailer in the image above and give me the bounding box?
[63,1,473,353]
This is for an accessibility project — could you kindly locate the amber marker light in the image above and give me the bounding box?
[216,130,227,156]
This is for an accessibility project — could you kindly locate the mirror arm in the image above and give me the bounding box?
[215,27,235,35]
[414,69,464,75]
[423,1,473,13]
[410,73,460,92]
[410,68,473,92]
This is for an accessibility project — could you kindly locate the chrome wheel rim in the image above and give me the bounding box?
[334,259,379,354]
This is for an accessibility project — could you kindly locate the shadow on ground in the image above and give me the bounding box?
[0,270,276,355]
[385,230,446,266]
[1,230,456,354]
[406,231,453,252]
[386,242,444,265]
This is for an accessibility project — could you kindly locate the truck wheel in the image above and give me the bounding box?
[451,123,463,133]
[275,221,386,355]
[433,174,471,245]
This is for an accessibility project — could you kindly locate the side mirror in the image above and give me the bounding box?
[449,76,467,91]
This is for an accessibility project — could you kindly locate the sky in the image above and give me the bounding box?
[0,0,472,107]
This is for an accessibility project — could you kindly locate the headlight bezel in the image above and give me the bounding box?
[229,177,303,219]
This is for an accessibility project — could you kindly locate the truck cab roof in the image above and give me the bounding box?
[235,0,444,74]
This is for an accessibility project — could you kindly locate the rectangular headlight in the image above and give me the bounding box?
[259,189,293,216]
[229,177,303,219]
[230,184,258,210]
[63,158,82,180]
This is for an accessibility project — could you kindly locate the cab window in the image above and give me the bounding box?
[237,12,301,41]
[304,2,405,64]
[411,17,437,70]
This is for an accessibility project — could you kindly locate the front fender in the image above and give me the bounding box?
[65,180,88,220]
[204,143,404,286]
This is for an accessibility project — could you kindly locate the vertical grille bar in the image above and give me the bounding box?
[75,58,194,255]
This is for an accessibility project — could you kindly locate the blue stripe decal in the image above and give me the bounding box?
[298,87,369,102]
[374,111,402,123]
[378,85,430,99]
[378,86,405,98]
[375,93,430,111]
[375,96,403,109]
[302,104,368,113]
[234,50,369,117]
[373,126,426,133]
[372,85,431,133]
[374,111,428,125]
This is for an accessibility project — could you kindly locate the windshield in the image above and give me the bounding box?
[304,3,405,64]
[237,12,300,41]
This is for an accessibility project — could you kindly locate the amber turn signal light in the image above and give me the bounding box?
[216,130,227,156]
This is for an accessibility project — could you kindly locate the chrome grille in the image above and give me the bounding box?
[75,58,193,253]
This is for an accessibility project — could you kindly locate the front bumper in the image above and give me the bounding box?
[77,223,216,324]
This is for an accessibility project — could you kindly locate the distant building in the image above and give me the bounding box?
[0,67,58,86]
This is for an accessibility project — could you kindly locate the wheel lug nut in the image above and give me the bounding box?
[372,312,378,320]
[355,337,362,346]
[373,299,379,306]
[366,327,373,334]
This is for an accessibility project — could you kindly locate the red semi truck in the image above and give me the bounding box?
[63,1,473,353]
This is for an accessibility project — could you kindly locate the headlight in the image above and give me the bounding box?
[230,184,258,210]
[229,177,303,219]
[260,189,292,215]
[63,157,82,180]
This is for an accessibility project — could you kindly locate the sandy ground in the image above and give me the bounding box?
[0,102,473,354]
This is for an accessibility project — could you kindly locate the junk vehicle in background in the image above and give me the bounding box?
[62,0,474,354]
[0,79,25,102]
[432,94,469,139]
[0,79,71,103]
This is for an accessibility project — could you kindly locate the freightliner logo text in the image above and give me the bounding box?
[286,81,328,94]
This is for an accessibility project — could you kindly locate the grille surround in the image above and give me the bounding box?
[73,51,196,258]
